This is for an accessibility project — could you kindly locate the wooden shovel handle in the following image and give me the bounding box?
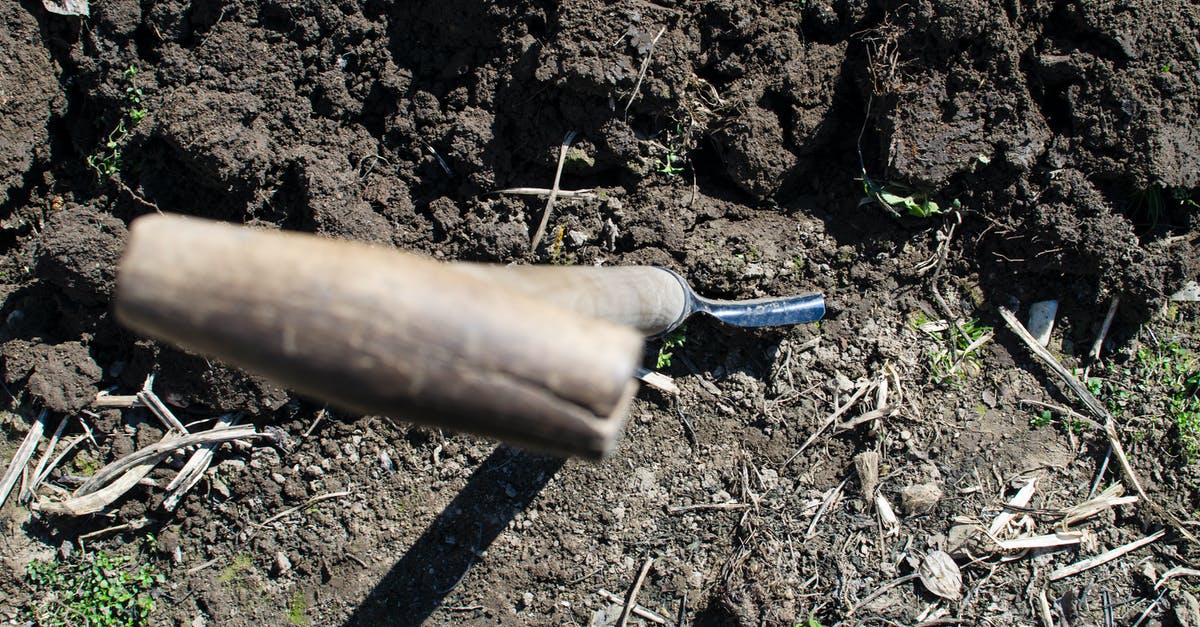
[449,265,689,336]
[115,214,644,459]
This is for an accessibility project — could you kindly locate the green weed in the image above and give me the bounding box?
[549,225,574,265]
[1133,340,1200,462]
[25,550,162,627]
[1030,410,1053,428]
[656,326,687,370]
[87,65,148,181]
[287,591,308,626]
[219,554,254,585]
[654,124,686,177]
[911,313,991,384]
[860,173,951,218]
[1129,184,1199,232]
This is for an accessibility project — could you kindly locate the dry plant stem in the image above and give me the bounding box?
[994,531,1086,551]
[1090,298,1120,360]
[1089,446,1113,499]
[624,25,666,115]
[667,502,749,514]
[1064,484,1137,526]
[494,187,595,198]
[529,130,578,252]
[1037,589,1054,627]
[1155,566,1200,590]
[785,380,874,465]
[1049,529,1167,581]
[597,589,668,625]
[22,414,68,503]
[39,458,161,516]
[616,557,655,627]
[997,307,1149,503]
[636,368,678,395]
[78,426,263,495]
[835,407,896,433]
[33,434,86,489]
[163,414,238,511]
[806,477,848,538]
[850,573,918,613]
[78,517,149,545]
[93,393,142,408]
[137,389,189,434]
[0,409,46,508]
[255,490,351,528]
[988,479,1036,537]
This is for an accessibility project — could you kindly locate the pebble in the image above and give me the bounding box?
[303,464,325,478]
[901,483,943,515]
[379,450,395,473]
[271,472,286,484]
[1027,300,1058,347]
[273,551,292,576]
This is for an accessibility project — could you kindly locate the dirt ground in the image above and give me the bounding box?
[2,0,1200,625]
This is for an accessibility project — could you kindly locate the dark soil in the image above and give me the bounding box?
[2,0,1199,625]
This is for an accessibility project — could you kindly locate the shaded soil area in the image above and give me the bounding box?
[2,0,1199,625]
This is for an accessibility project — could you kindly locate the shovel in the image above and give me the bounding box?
[115,214,824,458]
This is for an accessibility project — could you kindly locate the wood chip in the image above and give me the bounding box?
[636,368,678,395]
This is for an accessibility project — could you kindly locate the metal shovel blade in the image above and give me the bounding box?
[688,292,826,329]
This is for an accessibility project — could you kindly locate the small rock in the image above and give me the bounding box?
[302,464,325,478]
[217,459,246,473]
[1027,300,1058,347]
[901,483,943,515]
[379,450,395,473]
[522,591,534,608]
[835,372,854,392]
[271,472,286,484]
[58,540,73,561]
[981,390,997,408]
[567,230,587,247]
[273,551,292,577]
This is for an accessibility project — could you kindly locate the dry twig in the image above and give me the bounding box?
[255,490,352,528]
[624,26,667,115]
[529,130,578,252]
[616,557,655,627]
[597,589,668,625]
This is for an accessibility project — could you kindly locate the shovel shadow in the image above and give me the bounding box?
[343,446,564,626]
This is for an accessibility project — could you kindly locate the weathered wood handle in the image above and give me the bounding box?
[449,265,689,336]
[115,214,644,458]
